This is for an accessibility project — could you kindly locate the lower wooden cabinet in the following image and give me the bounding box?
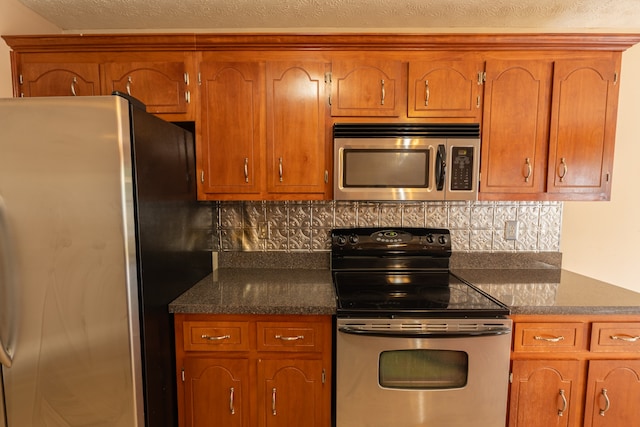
[509,316,640,427]
[174,314,332,427]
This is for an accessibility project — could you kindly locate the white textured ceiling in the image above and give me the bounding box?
[15,0,640,32]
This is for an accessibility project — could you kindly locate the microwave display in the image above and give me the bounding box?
[343,149,430,188]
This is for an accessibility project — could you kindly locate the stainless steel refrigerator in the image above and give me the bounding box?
[0,95,212,426]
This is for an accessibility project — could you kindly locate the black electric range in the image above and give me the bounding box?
[331,227,509,318]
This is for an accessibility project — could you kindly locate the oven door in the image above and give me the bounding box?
[336,318,512,427]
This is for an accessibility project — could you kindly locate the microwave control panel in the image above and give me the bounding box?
[450,146,474,191]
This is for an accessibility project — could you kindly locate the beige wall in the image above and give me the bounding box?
[561,42,640,293]
[0,0,60,97]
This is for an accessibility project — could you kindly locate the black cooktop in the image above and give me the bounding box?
[331,228,509,318]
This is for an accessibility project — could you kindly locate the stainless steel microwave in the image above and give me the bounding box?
[333,123,480,201]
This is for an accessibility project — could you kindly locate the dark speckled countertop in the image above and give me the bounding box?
[168,252,640,316]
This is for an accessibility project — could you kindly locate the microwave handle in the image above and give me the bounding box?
[436,144,446,191]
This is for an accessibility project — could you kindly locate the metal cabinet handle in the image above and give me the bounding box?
[275,334,304,341]
[424,80,430,106]
[229,387,235,415]
[558,157,567,182]
[534,335,565,342]
[244,158,249,183]
[380,79,385,105]
[558,389,567,416]
[278,157,283,182]
[70,76,77,96]
[200,334,230,341]
[524,158,532,183]
[599,388,610,416]
[610,334,640,342]
[0,196,15,368]
[126,76,132,96]
[271,387,277,415]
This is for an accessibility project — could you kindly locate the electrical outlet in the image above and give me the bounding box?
[505,220,519,241]
[258,222,270,239]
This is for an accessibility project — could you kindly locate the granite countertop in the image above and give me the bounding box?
[168,252,640,316]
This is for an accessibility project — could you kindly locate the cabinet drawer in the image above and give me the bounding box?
[257,322,323,352]
[513,322,587,352]
[183,321,249,352]
[591,322,640,352]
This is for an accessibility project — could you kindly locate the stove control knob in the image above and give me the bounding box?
[426,234,434,244]
[438,235,447,245]
[348,234,359,245]
[336,235,347,246]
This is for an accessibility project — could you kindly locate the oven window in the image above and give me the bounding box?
[379,349,468,389]
[343,149,429,187]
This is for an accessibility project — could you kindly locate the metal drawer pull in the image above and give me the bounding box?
[272,387,277,415]
[275,334,304,341]
[558,389,567,416]
[229,387,235,415]
[201,334,231,341]
[558,157,567,182]
[610,334,640,342]
[70,77,77,96]
[534,335,565,342]
[424,80,430,106]
[599,388,610,416]
[524,158,532,182]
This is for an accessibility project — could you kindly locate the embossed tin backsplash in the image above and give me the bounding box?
[211,200,562,253]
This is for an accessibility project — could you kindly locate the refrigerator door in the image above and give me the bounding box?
[0,97,142,426]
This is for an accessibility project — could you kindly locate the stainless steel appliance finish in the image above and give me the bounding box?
[0,95,211,427]
[333,123,480,201]
[336,317,512,427]
[331,227,512,427]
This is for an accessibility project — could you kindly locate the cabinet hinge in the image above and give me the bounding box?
[181,367,185,382]
[606,172,610,182]
[322,368,326,384]
[477,71,486,85]
[614,72,618,85]
[509,372,513,383]
[18,74,23,85]
[324,170,329,184]
[184,72,189,85]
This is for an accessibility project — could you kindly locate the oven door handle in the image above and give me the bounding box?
[338,326,511,338]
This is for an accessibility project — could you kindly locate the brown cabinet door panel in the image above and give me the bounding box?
[266,61,328,196]
[547,58,619,198]
[481,59,552,195]
[198,61,265,197]
[183,358,250,427]
[257,359,325,427]
[20,62,100,97]
[584,360,640,426]
[509,359,583,427]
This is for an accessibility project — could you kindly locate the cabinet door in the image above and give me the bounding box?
[102,59,191,115]
[480,58,552,196]
[331,60,403,117]
[198,61,265,199]
[509,359,583,427]
[257,359,326,427]
[266,61,328,198]
[408,54,484,120]
[18,61,100,97]
[183,358,250,427]
[547,57,620,199]
[584,360,640,426]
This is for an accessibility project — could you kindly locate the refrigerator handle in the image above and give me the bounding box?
[0,196,14,368]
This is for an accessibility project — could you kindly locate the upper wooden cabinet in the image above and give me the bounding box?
[101,54,194,116]
[197,54,330,201]
[547,57,620,200]
[408,54,485,121]
[480,52,622,201]
[17,55,100,97]
[330,59,404,117]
